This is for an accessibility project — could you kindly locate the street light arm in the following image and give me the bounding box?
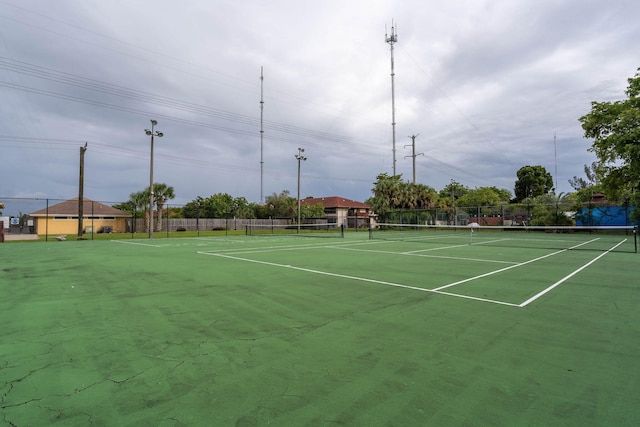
[146,119,163,239]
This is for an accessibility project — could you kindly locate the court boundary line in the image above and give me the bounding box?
[198,251,520,307]
[432,238,598,291]
[518,238,627,307]
[206,242,518,264]
[111,239,164,248]
[197,236,622,307]
[330,246,518,265]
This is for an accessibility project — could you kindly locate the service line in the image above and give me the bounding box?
[199,251,520,307]
[518,239,627,307]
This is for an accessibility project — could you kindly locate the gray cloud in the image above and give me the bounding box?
[0,0,638,216]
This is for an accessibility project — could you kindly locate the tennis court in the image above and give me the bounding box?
[2,230,639,425]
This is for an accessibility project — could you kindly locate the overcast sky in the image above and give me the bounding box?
[1,0,638,215]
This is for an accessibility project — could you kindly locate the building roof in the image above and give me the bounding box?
[30,198,130,217]
[301,196,371,209]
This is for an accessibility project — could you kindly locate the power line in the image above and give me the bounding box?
[0,57,385,149]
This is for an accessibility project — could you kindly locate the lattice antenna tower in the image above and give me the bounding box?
[260,66,264,203]
[386,21,398,176]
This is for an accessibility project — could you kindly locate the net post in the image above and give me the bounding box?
[340,223,344,238]
[245,224,250,236]
[635,226,638,254]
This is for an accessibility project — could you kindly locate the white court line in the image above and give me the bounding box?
[401,238,512,254]
[207,240,366,254]
[432,238,600,292]
[332,246,517,265]
[206,242,516,264]
[518,239,627,307]
[111,239,164,248]
[197,236,609,307]
[199,251,520,307]
[111,236,358,252]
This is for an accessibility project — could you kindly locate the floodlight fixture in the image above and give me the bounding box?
[146,119,164,239]
[295,147,307,234]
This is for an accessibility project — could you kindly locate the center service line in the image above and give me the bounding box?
[198,252,520,307]
[518,239,627,307]
[432,238,600,292]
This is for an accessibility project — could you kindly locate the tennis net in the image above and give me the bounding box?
[246,223,344,238]
[369,223,638,253]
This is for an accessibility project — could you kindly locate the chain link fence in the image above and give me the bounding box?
[1,197,635,241]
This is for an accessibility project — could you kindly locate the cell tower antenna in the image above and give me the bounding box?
[386,21,398,176]
[260,66,264,203]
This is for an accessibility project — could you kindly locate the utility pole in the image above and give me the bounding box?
[145,120,164,239]
[295,148,307,234]
[404,134,423,184]
[78,142,87,237]
[260,66,265,204]
[386,21,398,176]
[553,133,558,193]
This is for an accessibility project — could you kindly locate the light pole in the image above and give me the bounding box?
[295,147,307,234]
[145,119,163,238]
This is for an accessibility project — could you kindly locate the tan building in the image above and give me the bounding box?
[30,198,129,235]
[301,196,374,228]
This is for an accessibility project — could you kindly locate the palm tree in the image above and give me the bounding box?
[153,183,175,232]
[124,191,148,233]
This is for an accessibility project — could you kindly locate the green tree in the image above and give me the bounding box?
[579,68,640,219]
[568,162,604,203]
[152,183,175,231]
[264,190,297,218]
[456,187,503,207]
[183,195,257,219]
[526,193,574,226]
[438,181,469,206]
[514,165,554,202]
[234,197,258,219]
[366,173,403,220]
[114,191,147,217]
[366,173,438,222]
[113,191,148,231]
[300,202,325,219]
[568,162,602,191]
[488,186,512,203]
[182,196,206,218]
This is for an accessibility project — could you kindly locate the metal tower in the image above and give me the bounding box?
[260,66,265,203]
[386,21,398,175]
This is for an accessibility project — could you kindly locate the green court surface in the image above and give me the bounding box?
[1,232,639,426]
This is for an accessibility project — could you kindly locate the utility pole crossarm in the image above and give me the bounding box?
[404,134,423,184]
